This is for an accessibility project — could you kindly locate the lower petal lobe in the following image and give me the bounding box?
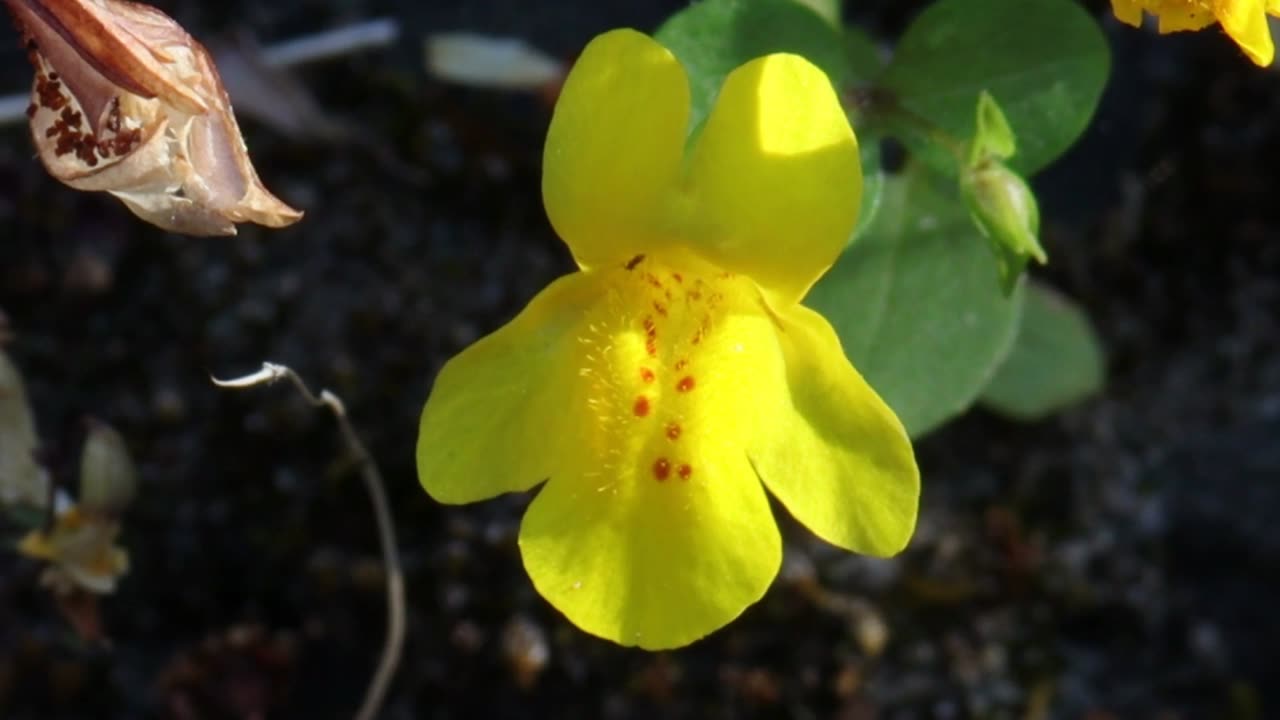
[519,439,780,650]
[417,272,601,503]
[747,304,919,557]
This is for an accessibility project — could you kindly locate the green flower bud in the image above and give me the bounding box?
[961,157,1045,295]
[959,91,1046,293]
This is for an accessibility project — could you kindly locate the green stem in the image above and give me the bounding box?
[844,86,968,167]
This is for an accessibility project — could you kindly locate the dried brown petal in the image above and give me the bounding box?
[5,0,303,235]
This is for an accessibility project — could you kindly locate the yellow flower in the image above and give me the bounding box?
[1111,0,1280,65]
[416,29,919,649]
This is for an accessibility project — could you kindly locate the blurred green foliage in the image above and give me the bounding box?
[980,282,1105,420]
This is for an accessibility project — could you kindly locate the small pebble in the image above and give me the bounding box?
[502,615,549,689]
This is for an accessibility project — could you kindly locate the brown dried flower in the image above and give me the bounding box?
[5,0,303,235]
[19,506,130,594]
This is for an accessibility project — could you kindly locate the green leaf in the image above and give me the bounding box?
[844,25,884,85]
[852,135,885,245]
[654,0,848,132]
[807,166,1025,437]
[881,0,1109,175]
[979,282,1104,420]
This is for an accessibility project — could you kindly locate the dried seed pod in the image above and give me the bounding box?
[5,0,303,235]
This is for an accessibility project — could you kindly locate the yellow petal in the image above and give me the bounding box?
[417,272,603,503]
[747,304,919,556]
[1155,2,1217,31]
[1216,0,1276,65]
[1110,0,1146,26]
[542,29,689,269]
[519,442,781,650]
[683,53,861,305]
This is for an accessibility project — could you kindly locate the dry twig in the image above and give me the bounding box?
[212,362,404,720]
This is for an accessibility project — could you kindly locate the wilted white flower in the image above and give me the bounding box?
[0,348,49,510]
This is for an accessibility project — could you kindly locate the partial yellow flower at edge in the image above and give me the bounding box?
[417,29,919,650]
[1111,0,1280,65]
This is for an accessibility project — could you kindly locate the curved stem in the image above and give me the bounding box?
[212,363,405,720]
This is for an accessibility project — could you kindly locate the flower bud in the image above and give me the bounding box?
[5,0,303,235]
[961,158,1044,293]
[961,91,1045,292]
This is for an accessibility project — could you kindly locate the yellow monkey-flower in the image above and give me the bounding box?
[416,29,919,649]
[1112,0,1280,65]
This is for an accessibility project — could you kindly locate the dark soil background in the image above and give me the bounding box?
[2,1,1279,718]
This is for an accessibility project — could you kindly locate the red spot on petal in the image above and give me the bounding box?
[640,368,655,383]
[634,396,650,417]
[677,464,692,480]
[674,358,688,371]
[645,338,657,357]
[677,376,696,393]
[665,423,681,440]
[653,300,668,317]
[653,458,671,481]
[672,273,683,283]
